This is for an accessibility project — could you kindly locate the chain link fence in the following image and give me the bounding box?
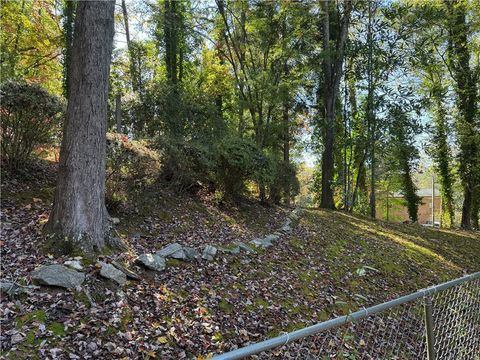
[212,272,480,360]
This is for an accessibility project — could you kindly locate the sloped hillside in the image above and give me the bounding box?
[1,158,479,359]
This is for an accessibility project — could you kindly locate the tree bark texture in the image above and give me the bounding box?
[46,0,115,254]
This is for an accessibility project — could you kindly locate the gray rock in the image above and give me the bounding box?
[87,342,98,351]
[156,243,186,260]
[32,265,85,289]
[111,261,140,280]
[0,281,38,295]
[184,247,200,260]
[99,262,127,286]
[218,246,240,254]
[281,224,292,233]
[234,241,255,253]
[289,212,299,220]
[64,260,83,271]
[250,238,273,248]
[111,217,120,225]
[202,245,217,261]
[264,234,280,242]
[11,333,24,345]
[136,254,166,272]
[0,281,17,294]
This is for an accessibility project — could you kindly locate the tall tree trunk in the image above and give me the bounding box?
[445,0,479,229]
[164,0,178,85]
[46,0,115,255]
[319,0,352,210]
[62,0,76,99]
[115,93,122,134]
[367,0,376,219]
[430,84,455,227]
[121,0,141,94]
[283,100,290,206]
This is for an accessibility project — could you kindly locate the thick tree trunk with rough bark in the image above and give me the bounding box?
[46,1,115,255]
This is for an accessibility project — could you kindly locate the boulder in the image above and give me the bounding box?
[202,245,217,261]
[111,217,120,225]
[99,262,127,286]
[64,260,83,271]
[136,254,166,272]
[32,265,85,289]
[156,243,186,260]
[281,224,292,233]
[184,247,200,261]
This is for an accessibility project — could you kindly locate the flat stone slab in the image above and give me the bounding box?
[156,243,186,260]
[234,241,255,253]
[184,247,200,260]
[202,245,217,261]
[99,262,127,286]
[137,253,166,272]
[32,265,85,289]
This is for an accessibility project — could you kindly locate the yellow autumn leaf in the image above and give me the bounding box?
[157,336,168,344]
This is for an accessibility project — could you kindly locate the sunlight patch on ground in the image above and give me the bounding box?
[348,221,460,272]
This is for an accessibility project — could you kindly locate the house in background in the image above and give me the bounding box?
[378,188,441,225]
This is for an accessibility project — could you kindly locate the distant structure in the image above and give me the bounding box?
[379,188,441,225]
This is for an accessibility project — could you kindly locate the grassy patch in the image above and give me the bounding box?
[47,322,66,336]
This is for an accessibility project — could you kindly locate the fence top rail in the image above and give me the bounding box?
[211,271,480,360]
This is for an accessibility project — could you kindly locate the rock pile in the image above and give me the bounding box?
[21,208,304,291]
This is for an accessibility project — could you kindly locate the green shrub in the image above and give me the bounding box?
[215,136,267,199]
[106,133,160,212]
[0,81,64,169]
[268,160,300,204]
[157,136,215,193]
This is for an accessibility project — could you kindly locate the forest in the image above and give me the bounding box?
[0,0,479,359]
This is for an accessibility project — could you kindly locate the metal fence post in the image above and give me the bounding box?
[424,296,436,360]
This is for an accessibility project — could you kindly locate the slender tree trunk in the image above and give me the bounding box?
[62,0,76,99]
[431,85,455,227]
[46,0,115,255]
[283,100,290,206]
[121,0,140,94]
[164,0,178,85]
[367,0,376,219]
[319,0,352,210]
[115,93,122,133]
[445,0,479,229]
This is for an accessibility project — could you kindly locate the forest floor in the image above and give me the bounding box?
[1,160,479,360]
